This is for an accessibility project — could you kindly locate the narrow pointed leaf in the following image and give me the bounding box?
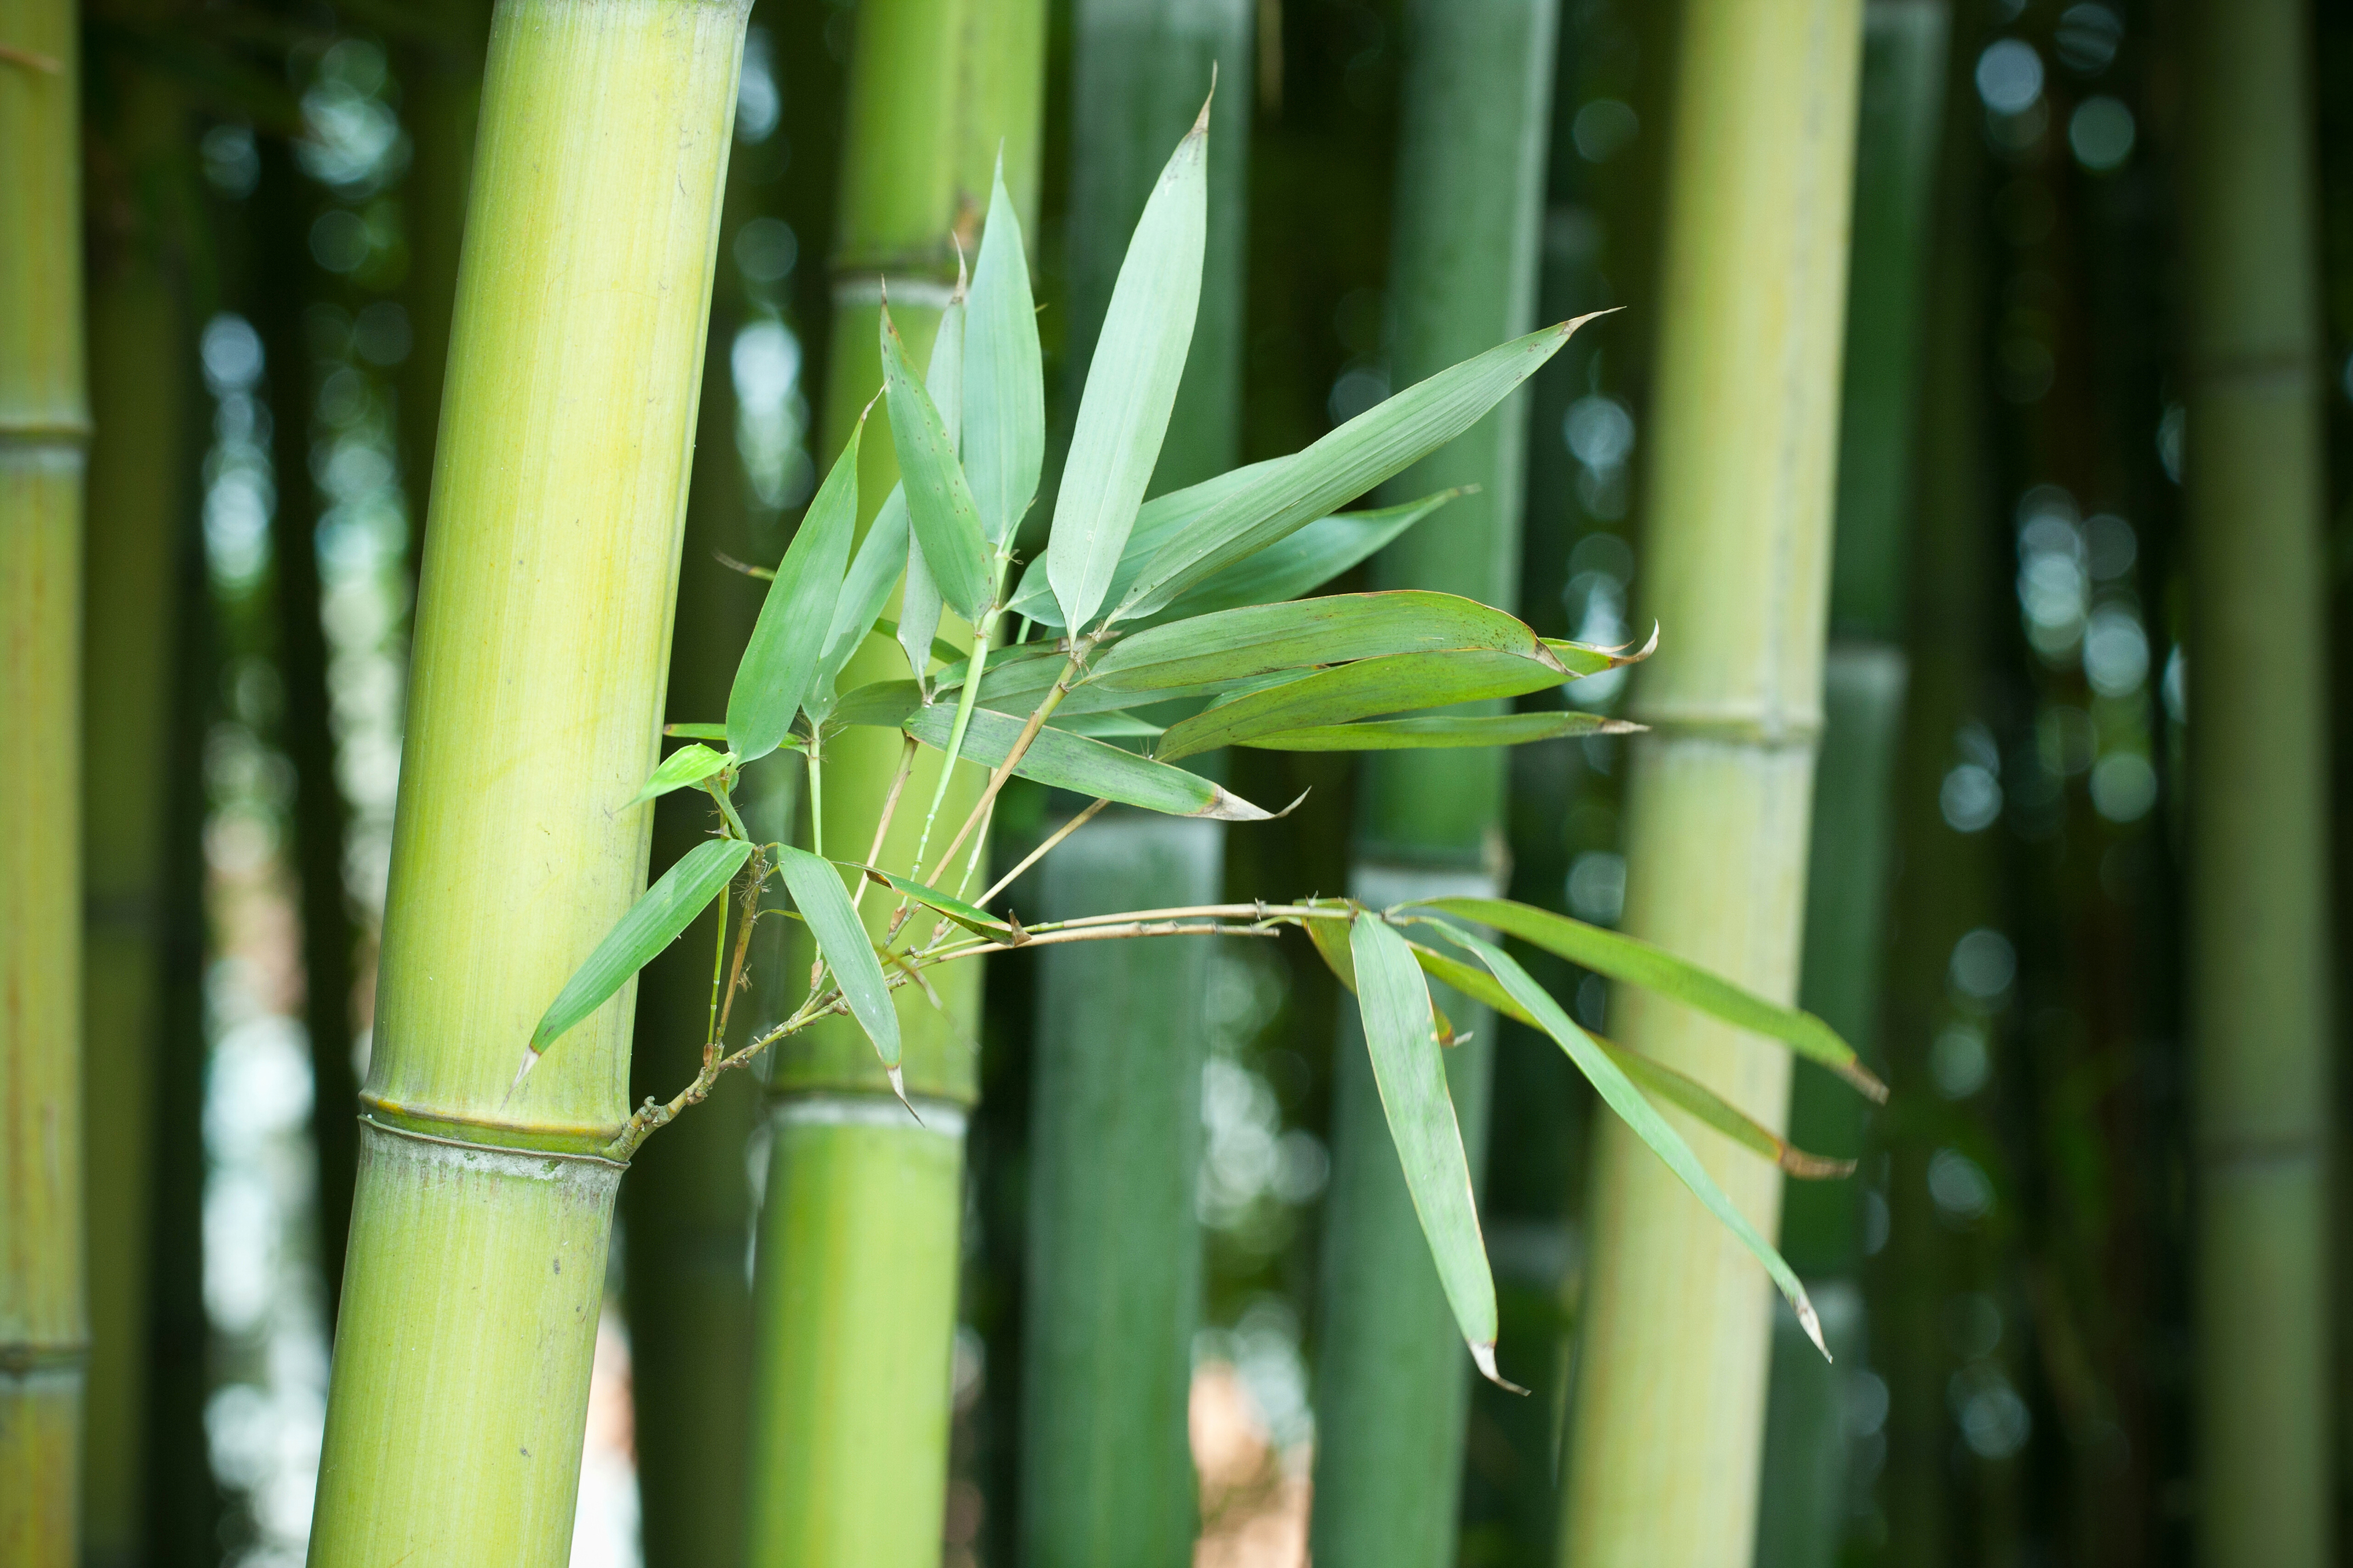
[1119,313,1608,620]
[776,845,901,1071]
[811,488,912,717]
[664,722,729,741]
[1088,591,1558,693]
[964,156,1044,546]
[1155,648,1571,761]
[1045,94,1211,631]
[1348,915,1502,1379]
[1239,710,1642,752]
[529,838,754,1053]
[870,617,968,669]
[726,421,862,762]
[1411,896,1885,1100]
[1138,489,1462,626]
[1009,458,1284,627]
[1594,1036,1856,1180]
[824,678,924,736]
[880,301,992,622]
[899,520,946,682]
[839,862,1011,940]
[629,743,732,805]
[904,703,1276,820]
[1419,920,1827,1357]
[1546,622,1659,679]
[1048,710,1164,739]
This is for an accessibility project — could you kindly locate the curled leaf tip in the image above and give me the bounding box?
[505,1045,541,1103]
[1796,1295,1832,1362]
[1839,1058,1891,1105]
[1194,64,1217,131]
[886,1066,923,1125]
[1274,788,1311,819]
[1469,1342,1529,1395]
[1780,1147,1859,1181]
[1558,305,1627,336]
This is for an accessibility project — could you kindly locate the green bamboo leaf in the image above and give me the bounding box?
[1545,622,1659,680]
[811,488,912,718]
[776,845,903,1083]
[1238,710,1642,752]
[1046,91,1211,632]
[1408,896,1887,1100]
[871,618,969,669]
[904,702,1279,820]
[1048,710,1164,739]
[664,722,728,741]
[963,155,1044,548]
[880,299,992,623]
[1348,914,1510,1387]
[1136,489,1462,626]
[726,418,862,763]
[1418,920,1828,1358]
[899,526,946,685]
[629,743,733,805]
[1008,458,1283,628]
[1594,1036,1856,1180]
[529,838,754,1053]
[1118,311,1609,620]
[838,862,1011,940]
[1088,590,1559,693]
[1154,648,1570,762]
[822,678,924,736]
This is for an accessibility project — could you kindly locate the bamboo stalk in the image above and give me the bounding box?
[2177,1,2331,1560]
[78,9,192,1552]
[1754,7,1946,1564]
[0,0,89,1558]
[743,3,1044,1562]
[1308,2,1557,1562]
[1555,2,1863,1563]
[1014,6,1249,1560]
[302,3,748,1560]
[251,134,365,1322]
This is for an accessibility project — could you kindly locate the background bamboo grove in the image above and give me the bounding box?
[14,0,2352,1563]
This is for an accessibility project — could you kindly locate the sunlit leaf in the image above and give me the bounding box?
[1348,914,1509,1387]
[726,419,862,763]
[904,703,1278,820]
[629,743,732,805]
[1238,710,1641,752]
[963,155,1044,548]
[1045,92,1211,632]
[1088,590,1558,693]
[1008,458,1283,628]
[776,846,902,1075]
[529,838,754,1053]
[1117,313,1608,620]
[1417,919,1829,1357]
[1408,896,1885,1100]
[880,300,992,623]
[1154,648,1570,761]
[664,722,728,741]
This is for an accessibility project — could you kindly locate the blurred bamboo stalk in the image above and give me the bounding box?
[1013,5,1249,1562]
[78,7,195,1556]
[1555,1,1862,1562]
[742,3,1042,1563]
[251,134,364,1320]
[1308,3,1558,1563]
[2177,0,2332,1562]
[304,2,746,1559]
[0,0,90,1559]
[1754,6,1946,1564]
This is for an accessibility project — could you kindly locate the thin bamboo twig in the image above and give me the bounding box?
[980,795,1108,906]
[849,736,919,914]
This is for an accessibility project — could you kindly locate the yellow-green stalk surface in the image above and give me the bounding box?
[1,0,89,1560]
[1557,2,1862,1563]
[2178,1,2330,1561]
[745,4,1042,1561]
[306,2,746,1560]
[79,16,189,1554]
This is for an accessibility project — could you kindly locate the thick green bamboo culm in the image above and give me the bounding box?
[2177,1,2332,1562]
[302,2,747,1560]
[1556,2,1862,1563]
[0,0,89,1561]
[1754,6,1947,1564]
[78,9,192,1556]
[1307,2,1557,1562]
[744,2,1044,1562]
[1014,4,1249,1561]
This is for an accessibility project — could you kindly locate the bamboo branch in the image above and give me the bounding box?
[978,795,1108,906]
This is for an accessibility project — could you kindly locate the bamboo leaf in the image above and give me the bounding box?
[1088,590,1559,693]
[629,743,732,805]
[1348,915,1509,1386]
[904,702,1278,820]
[1118,312,1608,620]
[880,300,993,622]
[664,722,728,741]
[1048,710,1164,739]
[811,488,912,717]
[1239,710,1643,752]
[726,419,862,763]
[1138,489,1462,626]
[1008,458,1284,628]
[1418,920,1828,1358]
[899,519,946,683]
[1409,896,1886,1100]
[963,155,1044,548]
[823,678,924,736]
[1155,649,1571,762]
[870,617,969,669]
[776,846,902,1077]
[1045,92,1212,632]
[1545,622,1659,679]
[529,838,754,1053]
[1594,1036,1857,1180]
[839,862,1011,940]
